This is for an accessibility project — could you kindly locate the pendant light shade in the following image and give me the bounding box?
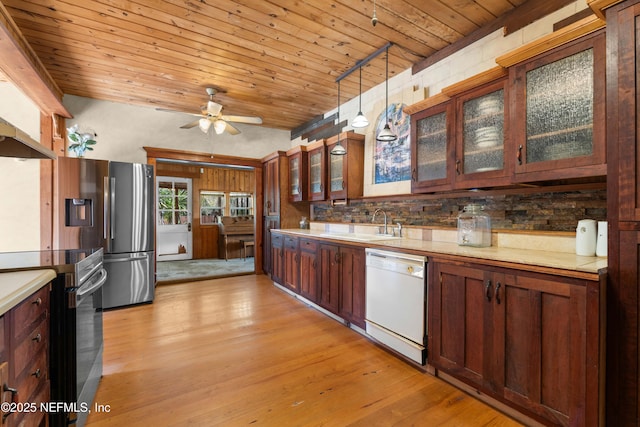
[377,123,397,141]
[331,80,347,156]
[377,46,397,142]
[351,67,369,128]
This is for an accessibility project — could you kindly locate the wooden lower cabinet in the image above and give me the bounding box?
[270,233,284,285]
[272,233,365,328]
[429,259,604,426]
[283,236,299,293]
[319,243,341,314]
[337,246,365,329]
[2,284,51,427]
[299,239,319,302]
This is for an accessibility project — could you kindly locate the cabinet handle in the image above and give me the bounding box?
[412,168,417,181]
[456,160,461,175]
[517,145,523,165]
[485,280,492,302]
[495,282,501,305]
[334,252,341,263]
[31,368,41,379]
[312,260,317,269]
[2,383,17,422]
[32,297,42,306]
[341,181,345,190]
[32,333,42,343]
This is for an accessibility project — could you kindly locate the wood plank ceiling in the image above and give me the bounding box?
[0,0,572,132]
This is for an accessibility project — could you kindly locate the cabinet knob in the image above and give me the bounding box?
[32,297,42,306]
[31,369,41,379]
[32,333,42,343]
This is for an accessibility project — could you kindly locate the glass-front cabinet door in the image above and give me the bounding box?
[411,101,454,192]
[307,139,326,201]
[455,78,510,187]
[512,31,605,180]
[286,146,307,202]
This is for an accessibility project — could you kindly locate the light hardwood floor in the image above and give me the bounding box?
[85,274,522,426]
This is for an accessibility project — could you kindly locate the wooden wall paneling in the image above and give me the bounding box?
[39,112,55,250]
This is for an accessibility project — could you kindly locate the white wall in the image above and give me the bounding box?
[295,0,588,197]
[63,95,291,164]
[0,83,42,251]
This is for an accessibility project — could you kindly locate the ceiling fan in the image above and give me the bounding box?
[170,87,262,135]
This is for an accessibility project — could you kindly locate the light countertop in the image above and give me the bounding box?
[0,269,56,316]
[273,229,607,278]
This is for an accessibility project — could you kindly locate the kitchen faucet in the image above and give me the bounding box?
[372,208,389,235]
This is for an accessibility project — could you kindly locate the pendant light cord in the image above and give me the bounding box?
[385,46,389,126]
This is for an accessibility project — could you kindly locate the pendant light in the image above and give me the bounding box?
[352,66,369,128]
[377,46,397,142]
[331,80,347,155]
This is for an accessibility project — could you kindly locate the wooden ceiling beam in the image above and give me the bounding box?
[0,1,71,117]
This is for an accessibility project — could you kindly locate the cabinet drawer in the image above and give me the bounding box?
[14,379,49,427]
[271,233,284,247]
[299,238,318,253]
[15,348,47,404]
[12,286,48,341]
[284,236,298,250]
[13,318,47,379]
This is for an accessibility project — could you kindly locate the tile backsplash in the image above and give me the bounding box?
[311,188,606,233]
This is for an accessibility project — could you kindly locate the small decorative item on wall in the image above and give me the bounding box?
[374,103,410,183]
[66,124,97,157]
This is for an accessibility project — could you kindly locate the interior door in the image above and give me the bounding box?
[156,177,192,261]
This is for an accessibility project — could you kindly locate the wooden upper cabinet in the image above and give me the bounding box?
[307,139,327,201]
[326,132,365,200]
[454,78,511,188]
[286,146,308,202]
[411,100,455,193]
[262,152,282,216]
[510,31,606,181]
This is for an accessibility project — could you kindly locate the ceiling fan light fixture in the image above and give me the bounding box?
[213,119,227,135]
[199,118,211,133]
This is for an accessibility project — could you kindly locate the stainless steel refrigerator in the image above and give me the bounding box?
[56,158,155,309]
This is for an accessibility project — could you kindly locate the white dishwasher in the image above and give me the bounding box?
[365,248,426,365]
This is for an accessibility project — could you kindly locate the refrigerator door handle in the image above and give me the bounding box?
[104,255,148,263]
[103,176,109,240]
[110,177,116,240]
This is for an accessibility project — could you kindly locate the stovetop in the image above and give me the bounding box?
[0,248,103,274]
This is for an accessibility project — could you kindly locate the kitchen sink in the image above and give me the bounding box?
[317,232,400,242]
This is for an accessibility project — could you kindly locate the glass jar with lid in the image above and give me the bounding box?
[457,204,491,247]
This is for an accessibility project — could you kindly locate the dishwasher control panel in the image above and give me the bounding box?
[365,248,425,279]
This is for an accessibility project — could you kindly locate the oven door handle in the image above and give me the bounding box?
[77,268,108,298]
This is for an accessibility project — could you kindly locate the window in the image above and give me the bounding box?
[158,181,189,225]
[200,191,225,224]
[230,192,253,217]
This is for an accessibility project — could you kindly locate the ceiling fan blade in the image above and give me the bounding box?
[180,120,201,129]
[224,122,241,135]
[221,115,263,125]
[157,108,205,119]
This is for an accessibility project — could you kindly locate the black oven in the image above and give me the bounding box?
[50,248,106,427]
